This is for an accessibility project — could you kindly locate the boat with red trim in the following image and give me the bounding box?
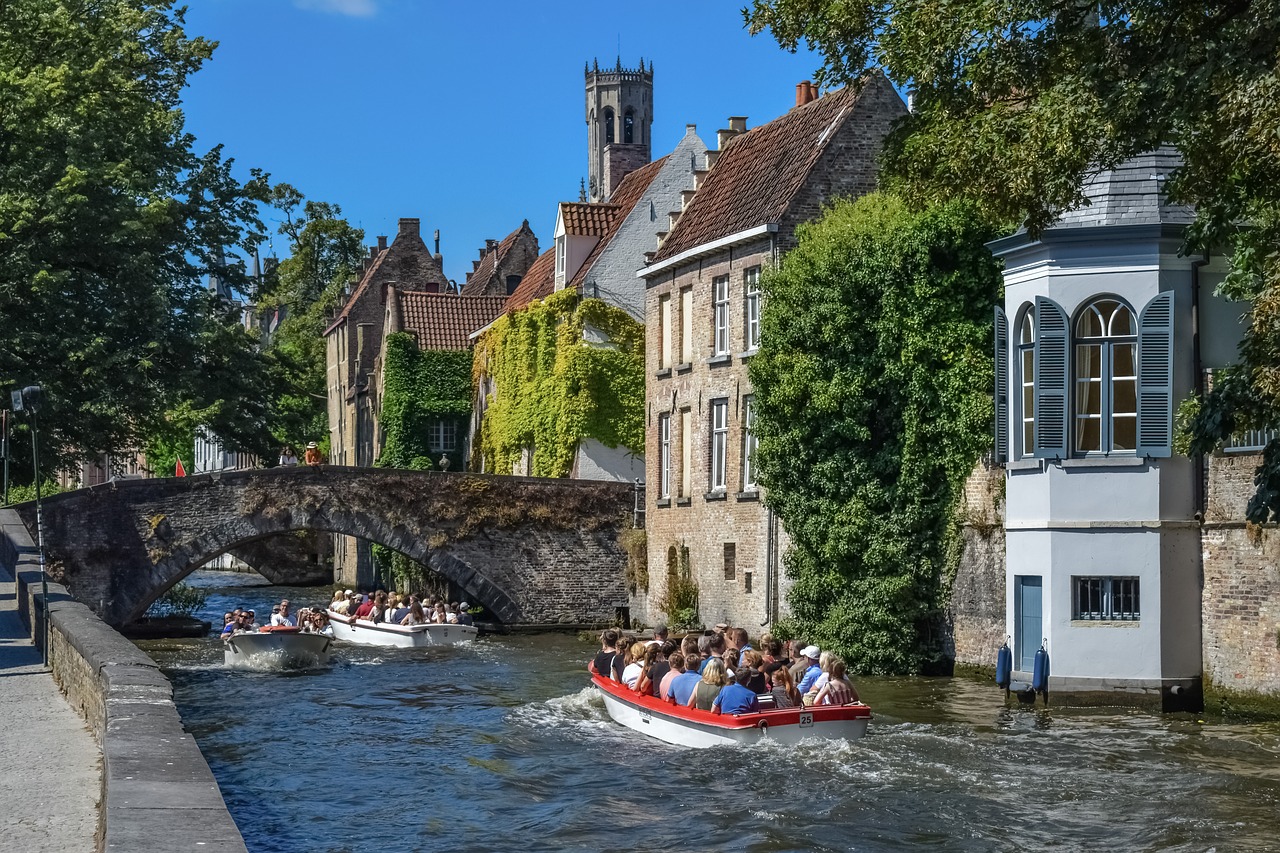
[224,625,333,668]
[591,674,871,748]
[326,610,477,648]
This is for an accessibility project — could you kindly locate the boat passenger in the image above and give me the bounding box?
[765,662,801,708]
[590,628,625,683]
[803,652,835,706]
[431,602,448,624]
[731,627,751,654]
[621,642,647,689]
[456,603,474,627]
[668,654,702,706]
[688,659,728,711]
[315,612,334,637]
[659,652,685,701]
[353,594,374,620]
[814,658,858,705]
[796,646,823,695]
[402,601,426,626]
[721,647,740,678]
[272,599,296,627]
[713,667,761,715]
[646,622,669,648]
[681,635,699,663]
[390,595,411,624]
[220,614,236,640]
[369,591,389,623]
[446,604,459,624]
[644,640,677,696]
[740,650,767,694]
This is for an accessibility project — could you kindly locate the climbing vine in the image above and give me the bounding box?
[376,332,473,471]
[750,193,1002,675]
[473,288,644,477]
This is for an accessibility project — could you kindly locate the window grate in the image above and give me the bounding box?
[1073,576,1140,621]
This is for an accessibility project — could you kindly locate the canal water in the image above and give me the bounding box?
[140,571,1280,853]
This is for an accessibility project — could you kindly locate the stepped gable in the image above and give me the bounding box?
[461,221,537,297]
[567,155,668,293]
[326,248,389,334]
[651,83,873,262]
[1053,148,1194,229]
[503,248,556,312]
[395,292,507,350]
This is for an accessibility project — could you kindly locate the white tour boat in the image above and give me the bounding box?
[224,626,333,668]
[592,674,871,748]
[326,610,478,648]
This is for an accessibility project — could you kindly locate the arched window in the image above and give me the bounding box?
[604,108,615,145]
[1018,307,1035,457]
[1074,298,1137,453]
[624,109,635,143]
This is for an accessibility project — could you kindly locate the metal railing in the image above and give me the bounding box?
[1223,428,1278,454]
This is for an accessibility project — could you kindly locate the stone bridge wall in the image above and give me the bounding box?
[21,467,634,629]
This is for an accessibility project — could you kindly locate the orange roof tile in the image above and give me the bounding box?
[396,292,507,350]
[461,222,530,297]
[566,156,668,293]
[559,202,620,236]
[503,248,556,312]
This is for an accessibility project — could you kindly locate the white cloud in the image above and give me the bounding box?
[294,0,378,17]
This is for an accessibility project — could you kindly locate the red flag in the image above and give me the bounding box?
[175,457,186,477]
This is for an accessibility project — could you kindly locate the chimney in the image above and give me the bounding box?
[368,245,377,258]
[796,81,818,106]
[485,239,498,252]
[377,235,387,251]
[434,229,441,256]
[398,218,420,238]
[728,116,747,133]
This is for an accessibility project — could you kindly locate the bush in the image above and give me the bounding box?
[148,582,208,618]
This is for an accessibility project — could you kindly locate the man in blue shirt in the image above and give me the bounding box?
[797,645,823,694]
[713,668,761,715]
[670,661,702,706]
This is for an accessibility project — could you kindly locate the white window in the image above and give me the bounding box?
[658,294,672,369]
[1018,309,1035,457]
[713,275,730,356]
[555,235,566,280]
[679,408,692,497]
[1074,298,1137,453]
[658,413,671,499]
[710,399,728,491]
[429,420,457,453]
[744,267,761,352]
[1073,576,1140,621]
[679,287,693,365]
[741,396,758,491]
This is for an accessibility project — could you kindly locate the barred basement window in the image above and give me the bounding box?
[723,542,736,580]
[1073,576,1140,621]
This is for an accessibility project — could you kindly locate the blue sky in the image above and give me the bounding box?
[181,0,825,284]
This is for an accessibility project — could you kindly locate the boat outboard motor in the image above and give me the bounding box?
[1031,640,1050,705]
[995,640,1012,691]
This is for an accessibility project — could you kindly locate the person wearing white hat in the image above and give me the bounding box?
[304,441,324,466]
[456,602,474,627]
[797,645,823,694]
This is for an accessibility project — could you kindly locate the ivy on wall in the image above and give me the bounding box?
[473,289,644,477]
[376,332,473,472]
[750,193,1002,675]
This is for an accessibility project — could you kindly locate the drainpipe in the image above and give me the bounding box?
[1191,253,1209,519]
[763,507,774,626]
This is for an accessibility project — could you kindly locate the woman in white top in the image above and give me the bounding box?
[279,446,299,467]
[401,601,426,626]
[620,641,647,689]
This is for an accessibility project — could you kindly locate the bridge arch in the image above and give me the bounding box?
[18,467,634,628]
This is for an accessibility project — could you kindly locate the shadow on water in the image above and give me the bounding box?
[139,571,1280,853]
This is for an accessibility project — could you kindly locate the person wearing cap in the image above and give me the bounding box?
[645,623,669,648]
[456,602,474,627]
[797,645,823,694]
[304,441,324,466]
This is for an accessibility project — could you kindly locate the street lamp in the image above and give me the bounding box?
[12,385,49,664]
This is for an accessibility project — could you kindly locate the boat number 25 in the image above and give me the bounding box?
[799,713,814,728]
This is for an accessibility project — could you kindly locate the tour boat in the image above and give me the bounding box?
[591,673,871,748]
[224,626,333,668]
[326,610,478,648]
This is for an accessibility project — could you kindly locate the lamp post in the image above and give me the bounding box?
[15,385,49,664]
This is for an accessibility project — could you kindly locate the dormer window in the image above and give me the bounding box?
[555,235,566,280]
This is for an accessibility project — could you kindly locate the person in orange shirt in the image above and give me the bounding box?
[304,441,325,466]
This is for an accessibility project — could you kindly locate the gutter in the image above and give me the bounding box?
[637,224,779,279]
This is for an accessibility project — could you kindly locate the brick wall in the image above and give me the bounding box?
[949,461,1007,667]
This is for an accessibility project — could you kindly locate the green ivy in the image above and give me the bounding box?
[473,289,644,477]
[750,193,1002,675]
[376,332,473,472]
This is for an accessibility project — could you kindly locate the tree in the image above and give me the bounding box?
[744,0,1280,517]
[0,0,272,478]
[750,194,1001,674]
[259,184,365,453]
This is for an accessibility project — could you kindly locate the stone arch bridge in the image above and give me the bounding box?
[16,467,635,628]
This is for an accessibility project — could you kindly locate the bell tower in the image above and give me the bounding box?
[585,57,653,203]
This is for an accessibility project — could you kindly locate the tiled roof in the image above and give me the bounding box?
[503,247,556,312]
[651,83,871,262]
[560,202,619,236]
[461,222,529,297]
[566,156,668,292]
[396,292,507,350]
[325,248,388,334]
[1052,148,1194,229]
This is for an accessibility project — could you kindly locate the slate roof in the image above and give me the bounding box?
[566,155,668,292]
[461,222,530,297]
[395,292,507,350]
[651,82,873,263]
[503,247,556,312]
[1052,148,1194,229]
[559,202,619,236]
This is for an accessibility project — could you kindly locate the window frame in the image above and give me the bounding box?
[658,413,671,499]
[1016,305,1036,458]
[710,398,728,492]
[712,275,730,356]
[1072,575,1141,622]
[1072,296,1138,456]
[741,395,758,491]
[429,419,457,453]
[743,267,761,352]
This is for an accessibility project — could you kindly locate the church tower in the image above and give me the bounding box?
[585,57,653,203]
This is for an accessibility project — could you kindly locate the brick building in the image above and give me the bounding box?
[460,220,540,298]
[637,77,907,631]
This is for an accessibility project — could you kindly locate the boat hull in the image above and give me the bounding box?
[326,610,477,648]
[224,631,333,668]
[592,675,870,748]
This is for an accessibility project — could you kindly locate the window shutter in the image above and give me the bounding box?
[1033,296,1069,459]
[994,305,1009,464]
[1137,290,1175,457]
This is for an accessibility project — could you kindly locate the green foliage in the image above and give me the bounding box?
[3,480,65,505]
[147,582,207,618]
[657,543,700,631]
[376,333,473,471]
[745,0,1280,518]
[475,289,644,477]
[750,193,1002,675]
[0,1,275,476]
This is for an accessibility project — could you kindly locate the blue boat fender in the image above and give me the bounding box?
[995,641,1012,689]
[1032,643,1050,694]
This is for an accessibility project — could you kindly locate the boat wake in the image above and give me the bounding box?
[511,686,623,742]
[223,649,329,672]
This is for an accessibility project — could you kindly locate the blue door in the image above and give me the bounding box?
[1015,576,1043,672]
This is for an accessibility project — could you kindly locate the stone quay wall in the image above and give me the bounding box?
[1,510,247,853]
[949,460,1007,670]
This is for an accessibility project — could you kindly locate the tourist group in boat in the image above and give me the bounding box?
[589,625,861,714]
[327,589,475,627]
[220,599,334,640]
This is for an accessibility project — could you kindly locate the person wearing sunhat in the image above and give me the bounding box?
[796,645,824,694]
[304,441,325,466]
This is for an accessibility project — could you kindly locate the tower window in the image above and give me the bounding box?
[604,108,615,145]
[624,110,634,144]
